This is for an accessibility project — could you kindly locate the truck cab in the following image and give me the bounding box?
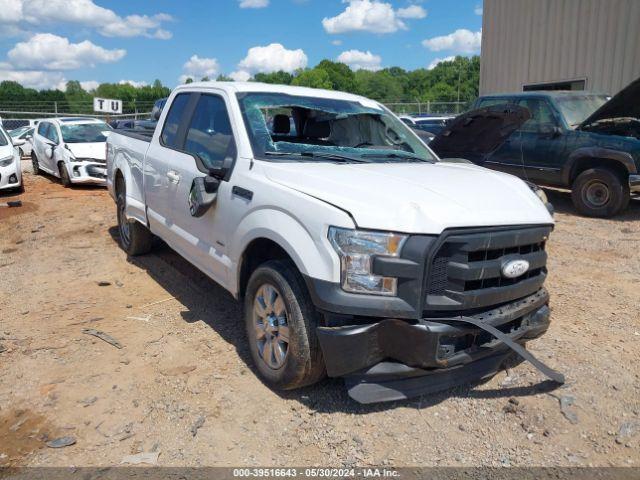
[107,82,560,403]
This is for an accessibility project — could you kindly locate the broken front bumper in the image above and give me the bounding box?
[69,161,107,185]
[317,289,552,403]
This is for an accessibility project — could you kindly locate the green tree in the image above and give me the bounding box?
[291,68,332,89]
[216,74,234,82]
[253,71,293,85]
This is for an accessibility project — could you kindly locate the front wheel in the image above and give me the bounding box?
[571,168,629,217]
[58,162,71,187]
[31,153,40,175]
[244,260,325,390]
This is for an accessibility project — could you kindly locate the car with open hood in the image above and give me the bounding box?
[443,77,640,217]
[106,82,562,404]
[31,117,112,187]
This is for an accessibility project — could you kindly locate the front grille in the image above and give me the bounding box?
[424,226,551,312]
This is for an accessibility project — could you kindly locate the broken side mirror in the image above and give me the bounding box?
[188,176,220,217]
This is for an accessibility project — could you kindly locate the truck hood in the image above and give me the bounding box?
[262,161,552,234]
[428,104,530,162]
[65,142,106,161]
[580,76,640,129]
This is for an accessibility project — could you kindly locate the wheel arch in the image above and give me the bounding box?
[563,148,636,185]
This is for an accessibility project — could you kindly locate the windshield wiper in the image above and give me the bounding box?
[264,151,370,163]
[360,151,433,162]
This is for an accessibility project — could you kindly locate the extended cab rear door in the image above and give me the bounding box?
[144,90,237,288]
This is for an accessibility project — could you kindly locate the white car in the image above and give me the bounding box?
[0,125,24,192]
[107,82,560,403]
[9,126,34,157]
[31,117,112,186]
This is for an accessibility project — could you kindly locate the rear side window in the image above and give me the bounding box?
[184,94,235,169]
[476,97,513,108]
[161,93,191,148]
[517,99,557,132]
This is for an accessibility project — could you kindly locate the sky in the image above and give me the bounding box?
[0,0,483,91]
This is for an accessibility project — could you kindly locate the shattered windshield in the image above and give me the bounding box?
[236,92,436,163]
[555,95,609,127]
[61,123,112,143]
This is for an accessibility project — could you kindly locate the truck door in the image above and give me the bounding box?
[144,92,236,288]
[513,98,566,185]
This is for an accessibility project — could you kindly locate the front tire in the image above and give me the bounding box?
[31,152,40,175]
[244,260,325,390]
[116,182,153,256]
[58,162,71,188]
[571,168,629,217]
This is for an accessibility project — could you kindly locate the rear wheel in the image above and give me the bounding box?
[571,168,629,217]
[58,162,71,187]
[31,152,40,175]
[244,260,325,390]
[116,179,153,256]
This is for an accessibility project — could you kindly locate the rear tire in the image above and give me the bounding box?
[571,168,629,217]
[58,162,71,188]
[116,180,153,256]
[244,260,326,390]
[31,152,40,175]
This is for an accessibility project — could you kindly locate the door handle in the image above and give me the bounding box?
[166,170,180,184]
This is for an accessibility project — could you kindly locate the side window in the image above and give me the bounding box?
[161,93,191,148]
[48,125,60,144]
[184,94,235,169]
[517,99,557,133]
[476,97,512,108]
[37,122,48,136]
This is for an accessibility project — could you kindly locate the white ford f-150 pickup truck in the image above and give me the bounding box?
[107,82,562,403]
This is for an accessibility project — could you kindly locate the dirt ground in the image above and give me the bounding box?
[1,162,639,468]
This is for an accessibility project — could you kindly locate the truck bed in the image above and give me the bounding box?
[113,128,154,142]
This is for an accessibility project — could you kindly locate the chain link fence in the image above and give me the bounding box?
[385,101,470,116]
[0,99,470,130]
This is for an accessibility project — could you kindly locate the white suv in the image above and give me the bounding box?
[32,117,112,186]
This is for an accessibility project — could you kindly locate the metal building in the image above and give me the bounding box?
[480,0,640,96]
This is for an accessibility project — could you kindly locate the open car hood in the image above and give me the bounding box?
[579,76,640,129]
[428,104,531,162]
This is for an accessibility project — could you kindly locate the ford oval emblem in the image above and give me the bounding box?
[502,259,530,279]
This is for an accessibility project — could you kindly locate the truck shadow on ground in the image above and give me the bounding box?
[543,188,640,220]
[108,227,563,414]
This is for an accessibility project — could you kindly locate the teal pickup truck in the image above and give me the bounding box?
[433,77,640,217]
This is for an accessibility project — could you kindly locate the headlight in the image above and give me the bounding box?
[328,227,407,296]
[0,155,13,167]
[526,181,553,215]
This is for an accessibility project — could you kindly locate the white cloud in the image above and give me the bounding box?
[229,70,251,82]
[397,5,427,19]
[427,56,455,70]
[238,43,307,73]
[323,0,409,34]
[119,79,148,88]
[179,55,219,83]
[474,5,483,15]
[422,29,482,54]
[0,0,172,39]
[239,0,269,8]
[0,69,65,90]
[331,39,343,46]
[7,33,126,70]
[337,49,382,71]
[80,80,99,91]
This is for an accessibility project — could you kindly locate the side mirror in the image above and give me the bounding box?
[188,176,220,217]
[539,124,562,138]
[12,138,26,147]
[25,135,32,141]
[152,109,161,121]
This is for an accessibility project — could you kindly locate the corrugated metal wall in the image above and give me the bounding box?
[480,0,640,95]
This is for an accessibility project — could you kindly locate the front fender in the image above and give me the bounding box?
[229,207,348,297]
[562,147,636,185]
